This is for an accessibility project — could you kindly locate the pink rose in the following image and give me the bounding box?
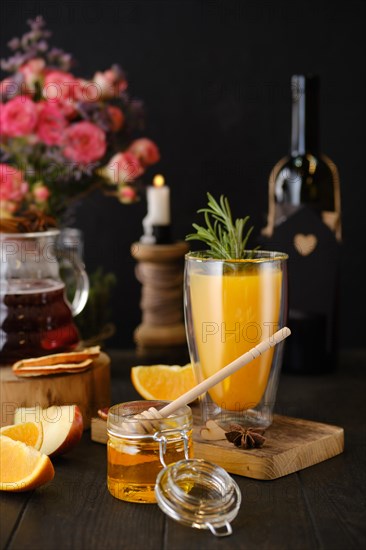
[128,138,160,167]
[43,70,77,102]
[62,121,106,164]
[43,70,78,118]
[93,67,127,99]
[19,58,45,88]
[36,102,68,146]
[33,183,50,203]
[107,106,124,132]
[0,96,38,137]
[100,152,144,184]
[0,164,28,214]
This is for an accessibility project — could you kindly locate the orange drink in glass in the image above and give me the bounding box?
[184,251,288,429]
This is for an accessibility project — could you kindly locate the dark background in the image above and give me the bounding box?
[1,0,365,349]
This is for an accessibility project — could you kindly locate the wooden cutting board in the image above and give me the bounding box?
[91,414,344,480]
[193,415,344,479]
[0,352,111,430]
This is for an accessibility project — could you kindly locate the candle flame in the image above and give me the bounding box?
[153,174,165,188]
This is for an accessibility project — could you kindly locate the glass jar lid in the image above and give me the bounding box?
[155,458,241,537]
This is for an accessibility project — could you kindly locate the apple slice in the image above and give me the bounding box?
[14,405,83,457]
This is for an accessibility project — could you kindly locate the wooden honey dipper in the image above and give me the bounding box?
[121,327,291,434]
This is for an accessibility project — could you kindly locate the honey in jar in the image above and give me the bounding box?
[107,401,193,503]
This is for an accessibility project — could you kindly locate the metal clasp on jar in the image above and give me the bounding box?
[153,428,191,467]
[207,521,233,537]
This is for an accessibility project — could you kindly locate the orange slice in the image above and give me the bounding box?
[0,422,43,450]
[0,435,54,492]
[131,364,196,401]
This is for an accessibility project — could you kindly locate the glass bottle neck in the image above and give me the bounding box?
[291,75,319,156]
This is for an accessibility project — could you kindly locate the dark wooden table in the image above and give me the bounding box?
[1,349,365,550]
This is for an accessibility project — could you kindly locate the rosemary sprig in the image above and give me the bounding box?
[186,193,255,259]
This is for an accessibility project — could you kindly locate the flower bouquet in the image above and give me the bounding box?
[0,16,160,230]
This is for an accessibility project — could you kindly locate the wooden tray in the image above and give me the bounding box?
[91,413,344,480]
[0,352,111,430]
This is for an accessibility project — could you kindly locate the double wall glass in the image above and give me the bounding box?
[184,251,288,429]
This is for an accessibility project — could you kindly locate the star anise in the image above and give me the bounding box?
[225,424,266,449]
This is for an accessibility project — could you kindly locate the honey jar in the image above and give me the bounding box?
[107,400,193,503]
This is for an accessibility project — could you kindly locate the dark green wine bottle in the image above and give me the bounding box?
[262,75,341,374]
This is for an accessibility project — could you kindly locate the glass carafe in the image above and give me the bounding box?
[0,229,89,365]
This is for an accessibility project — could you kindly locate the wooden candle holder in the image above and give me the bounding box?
[131,241,189,350]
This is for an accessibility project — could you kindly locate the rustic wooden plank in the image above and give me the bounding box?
[274,352,366,549]
[0,492,30,549]
[298,457,365,550]
[296,412,366,548]
[6,434,165,550]
[1,350,364,550]
[163,473,318,549]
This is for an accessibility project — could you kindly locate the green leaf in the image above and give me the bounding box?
[185,193,255,259]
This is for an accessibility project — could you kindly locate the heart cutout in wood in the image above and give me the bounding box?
[294,233,318,256]
[200,420,227,441]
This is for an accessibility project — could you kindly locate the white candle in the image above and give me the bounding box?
[147,175,170,225]
[144,175,171,226]
[141,175,171,244]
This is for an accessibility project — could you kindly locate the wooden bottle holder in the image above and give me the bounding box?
[131,241,189,350]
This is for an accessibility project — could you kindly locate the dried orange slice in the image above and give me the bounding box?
[131,364,196,401]
[0,422,43,450]
[0,435,54,492]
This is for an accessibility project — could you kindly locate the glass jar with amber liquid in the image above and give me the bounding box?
[0,229,89,364]
[107,401,193,504]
